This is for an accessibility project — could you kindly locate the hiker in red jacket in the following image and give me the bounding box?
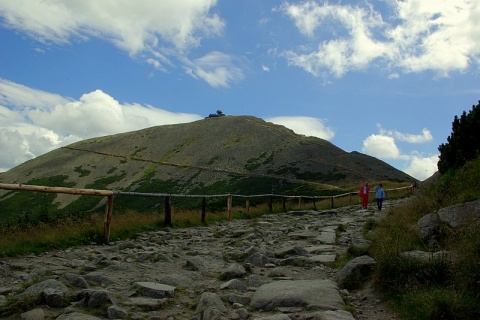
[359,182,370,209]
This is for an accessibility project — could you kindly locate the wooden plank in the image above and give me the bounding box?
[0,183,112,196]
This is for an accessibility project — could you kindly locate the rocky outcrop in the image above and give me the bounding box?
[415,199,480,247]
[437,199,480,228]
[0,201,400,319]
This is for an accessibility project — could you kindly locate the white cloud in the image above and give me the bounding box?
[0,0,223,52]
[388,0,477,75]
[0,128,35,172]
[388,73,400,79]
[280,0,480,78]
[362,134,401,159]
[0,0,239,87]
[146,58,162,70]
[281,1,326,38]
[0,79,72,108]
[0,80,202,172]
[267,116,335,140]
[183,51,245,88]
[380,127,433,143]
[403,154,439,181]
[362,126,438,180]
[281,1,389,78]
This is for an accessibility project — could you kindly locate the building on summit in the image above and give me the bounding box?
[207,110,226,118]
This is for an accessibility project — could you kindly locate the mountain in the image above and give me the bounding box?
[0,116,414,216]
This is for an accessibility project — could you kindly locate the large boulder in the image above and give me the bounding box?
[250,279,344,311]
[15,279,69,303]
[196,292,227,319]
[337,255,377,289]
[415,200,480,247]
[437,200,480,228]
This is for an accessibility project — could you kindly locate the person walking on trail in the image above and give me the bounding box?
[359,182,370,209]
[374,183,386,211]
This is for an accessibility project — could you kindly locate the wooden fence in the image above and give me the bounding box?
[0,183,415,243]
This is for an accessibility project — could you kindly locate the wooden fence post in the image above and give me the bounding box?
[246,197,250,217]
[298,197,301,209]
[227,195,232,220]
[201,197,206,223]
[268,195,273,213]
[103,195,114,243]
[282,197,286,211]
[164,196,172,227]
[331,196,334,208]
[313,198,317,210]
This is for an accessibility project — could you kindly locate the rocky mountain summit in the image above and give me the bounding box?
[0,201,405,320]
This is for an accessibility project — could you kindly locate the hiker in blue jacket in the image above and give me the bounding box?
[374,183,386,211]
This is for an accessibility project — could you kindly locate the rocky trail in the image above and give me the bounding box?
[0,200,404,320]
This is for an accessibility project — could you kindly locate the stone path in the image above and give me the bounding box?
[0,201,402,320]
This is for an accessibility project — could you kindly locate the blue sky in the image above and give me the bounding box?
[1,0,479,180]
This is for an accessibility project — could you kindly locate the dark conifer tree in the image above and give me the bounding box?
[438,101,480,174]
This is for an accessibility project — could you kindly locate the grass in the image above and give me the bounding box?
[399,289,480,320]
[0,211,167,256]
[368,157,480,319]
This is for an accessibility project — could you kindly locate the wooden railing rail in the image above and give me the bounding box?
[0,183,414,243]
[0,183,113,196]
[0,183,115,242]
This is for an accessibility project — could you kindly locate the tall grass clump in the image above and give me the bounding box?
[0,210,166,257]
[369,157,480,319]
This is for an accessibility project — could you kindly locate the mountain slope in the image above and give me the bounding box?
[0,116,414,214]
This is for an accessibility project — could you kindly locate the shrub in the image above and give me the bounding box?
[399,289,480,320]
[347,244,369,258]
[363,218,379,234]
[374,254,453,293]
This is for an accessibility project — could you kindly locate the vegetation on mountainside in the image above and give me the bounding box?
[0,170,348,229]
[0,172,127,228]
[367,158,480,319]
[365,101,480,319]
[438,100,480,174]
